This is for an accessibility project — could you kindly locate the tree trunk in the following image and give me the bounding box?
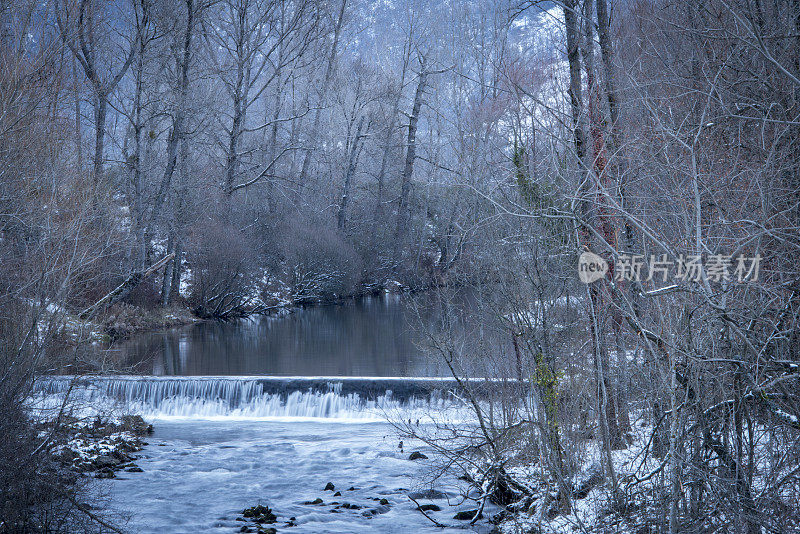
[338,115,365,231]
[533,349,571,514]
[564,0,585,163]
[169,135,189,305]
[266,46,283,215]
[596,0,634,437]
[393,56,428,266]
[73,57,83,171]
[169,238,182,304]
[296,0,347,203]
[596,0,619,146]
[614,326,633,436]
[58,0,140,189]
[93,93,107,186]
[131,32,147,270]
[372,42,410,237]
[225,55,245,194]
[79,253,175,319]
[161,232,175,306]
[584,0,627,449]
[144,0,193,245]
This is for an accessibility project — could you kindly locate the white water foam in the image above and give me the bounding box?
[104,419,491,533]
[33,376,468,421]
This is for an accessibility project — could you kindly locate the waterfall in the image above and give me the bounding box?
[32,376,469,421]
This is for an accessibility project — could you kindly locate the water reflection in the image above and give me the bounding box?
[116,295,460,377]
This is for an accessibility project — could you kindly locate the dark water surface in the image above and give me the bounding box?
[113,294,478,377]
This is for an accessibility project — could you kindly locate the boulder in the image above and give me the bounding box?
[94,467,115,479]
[111,449,131,463]
[93,455,120,469]
[324,482,335,491]
[408,489,446,500]
[59,449,79,465]
[361,505,390,517]
[242,505,276,524]
[302,498,323,505]
[453,509,482,520]
[417,504,441,512]
[408,451,428,461]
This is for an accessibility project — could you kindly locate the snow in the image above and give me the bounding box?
[775,408,799,426]
[57,429,142,470]
[27,298,105,343]
[179,267,192,297]
[499,417,663,534]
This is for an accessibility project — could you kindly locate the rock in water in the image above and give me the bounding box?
[241,505,276,524]
[453,509,482,520]
[111,449,131,463]
[95,467,115,479]
[417,504,441,512]
[93,455,120,469]
[408,451,428,461]
[324,482,335,491]
[120,415,154,435]
[408,489,446,500]
[361,505,391,517]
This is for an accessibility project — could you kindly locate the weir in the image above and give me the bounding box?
[33,375,526,420]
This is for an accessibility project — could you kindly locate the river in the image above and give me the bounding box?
[42,293,507,533]
[110,291,507,378]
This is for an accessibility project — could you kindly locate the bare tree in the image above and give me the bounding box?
[296,0,347,202]
[56,0,142,187]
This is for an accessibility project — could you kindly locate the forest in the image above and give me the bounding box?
[1,0,799,532]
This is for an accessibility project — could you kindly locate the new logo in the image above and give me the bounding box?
[578,251,608,283]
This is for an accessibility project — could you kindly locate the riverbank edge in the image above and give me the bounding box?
[81,278,420,345]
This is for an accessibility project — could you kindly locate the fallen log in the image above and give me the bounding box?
[79,253,175,320]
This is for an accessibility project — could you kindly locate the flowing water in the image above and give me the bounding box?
[35,375,493,533]
[39,294,508,532]
[103,419,478,533]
